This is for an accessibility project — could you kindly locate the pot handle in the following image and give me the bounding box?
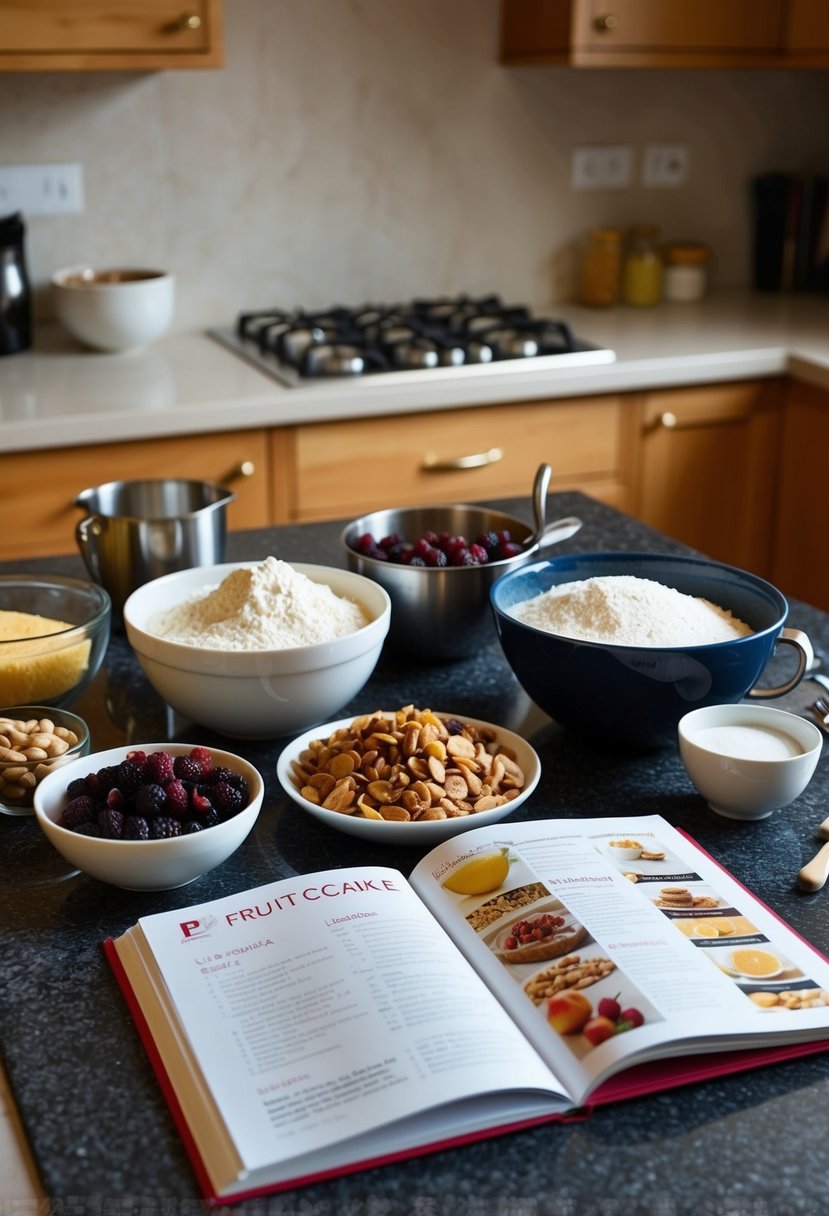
[75,515,103,584]
[746,628,814,699]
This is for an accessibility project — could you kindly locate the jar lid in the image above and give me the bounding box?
[664,241,710,265]
[0,211,24,247]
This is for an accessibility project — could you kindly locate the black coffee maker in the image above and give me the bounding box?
[0,211,32,355]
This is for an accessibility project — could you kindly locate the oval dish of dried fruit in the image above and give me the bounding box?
[492,908,587,965]
[276,707,541,845]
[33,743,264,891]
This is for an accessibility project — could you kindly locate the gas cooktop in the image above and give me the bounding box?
[209,293,615,387]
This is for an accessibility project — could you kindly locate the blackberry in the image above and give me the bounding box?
[183,820,204,834]
[164,779,190,819]
[98,808,125,839]
[66,776,93,800]
[123,815,150,841]
[62,795,97,829]
[94,765,120,794]
[113,759,145,797]
[150,816,182,839]
[173,754,203,784]
[408,556,427,567]
[476,530,500,555]
[144,750,175,786]
[211,781,244,819]
[208,766,248,797]
[74,822,102,837]
[201,807,221,830]
[134,782,167,817]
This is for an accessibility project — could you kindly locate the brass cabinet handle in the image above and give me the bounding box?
[593,12,618,31]
[421,446,504,472]
[645,410,748,435]
[221,460,256,483]
[175,12,202,30]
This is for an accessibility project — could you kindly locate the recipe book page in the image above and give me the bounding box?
[107,866,572,1196]
[411,814,829,1103]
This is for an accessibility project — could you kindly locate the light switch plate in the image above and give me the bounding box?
[0,163,85,215]
[571,145,633,190]
[642,145,689,188]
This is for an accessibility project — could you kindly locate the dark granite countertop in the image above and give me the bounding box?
[2,492,828,1216]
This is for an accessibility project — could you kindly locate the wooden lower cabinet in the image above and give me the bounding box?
[0,429,269,560]
[272,395,638,523]
[631,380,784,579]
[772,378,829,611]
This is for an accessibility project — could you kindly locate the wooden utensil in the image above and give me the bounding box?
[797,816,829,891]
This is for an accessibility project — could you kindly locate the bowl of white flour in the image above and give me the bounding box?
[490,551,813,749]
[122,558,391,739]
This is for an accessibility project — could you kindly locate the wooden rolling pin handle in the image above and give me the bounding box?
[797,840,829,892]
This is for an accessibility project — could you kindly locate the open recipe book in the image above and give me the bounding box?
[104,815,829,1204]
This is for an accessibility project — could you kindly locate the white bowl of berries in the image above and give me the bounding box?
[341,501,581,663]
[33,742,264,890]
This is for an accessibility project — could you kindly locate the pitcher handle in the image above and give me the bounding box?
[747,628,814,700]
[75,516,102,584]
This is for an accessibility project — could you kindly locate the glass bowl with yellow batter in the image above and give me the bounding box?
[0,574,111,710]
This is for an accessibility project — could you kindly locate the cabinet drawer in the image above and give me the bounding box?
[282,397,631,521]
[0,0,222,70]
[0,429,269,561]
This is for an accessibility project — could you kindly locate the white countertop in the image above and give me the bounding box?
[1,291,828,454]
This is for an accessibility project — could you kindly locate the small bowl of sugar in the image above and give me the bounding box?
[678,703,823,821]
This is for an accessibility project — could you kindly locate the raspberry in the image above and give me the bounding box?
[190,747,214,777]
[125,749,147,771]
[144,751,175,786]
[211,781,244,819]
[98,808,125,839]
[424,547,447,568]
[134,783,167,817]
[190,788,214,815]
[106,787,126,812]
[476,530,500,554]
[150,816,182,839]
[62,795,97,829]
[163,779,190,818]
[379,533,404,550]
[123,816,150,841]
[173,755,203,784]
[468,544,490,564]
[500,541,523,559]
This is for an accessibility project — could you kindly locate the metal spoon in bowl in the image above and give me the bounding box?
[797,815,829,892]
[529,462,583,553]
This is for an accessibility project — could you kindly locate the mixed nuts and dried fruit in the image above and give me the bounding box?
[289,706,526,823]
[55,747,250,840]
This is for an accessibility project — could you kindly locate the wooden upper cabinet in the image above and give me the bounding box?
[500,0,829,68]
[0,0,223,71]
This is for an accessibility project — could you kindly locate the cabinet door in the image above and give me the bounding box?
[772,379,829,611]
[785,0,829,52]
[634,381,783,577]
[0,429,268,561]
[502,0,786,66]
[275,396,637,523]
[0,0,222,71]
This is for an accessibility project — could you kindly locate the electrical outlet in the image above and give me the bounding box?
[0,163,85,216]
[642,145,688,188]
[571,145,633,190]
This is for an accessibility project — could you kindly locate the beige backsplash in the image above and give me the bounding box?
[1,0,827,331]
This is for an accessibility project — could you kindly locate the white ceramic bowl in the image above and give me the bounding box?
[52,266,174,352]
[276,711,541,844]
[678,703,823,821]
[33,742,264,890]
[123,562,391,739]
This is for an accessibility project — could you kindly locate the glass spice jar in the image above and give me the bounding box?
[577,227,622,308]
[622,224,663,307]
[663,241,710,303]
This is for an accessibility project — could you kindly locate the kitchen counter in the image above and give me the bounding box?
[1,491,828,1215]
[1,291,829,454]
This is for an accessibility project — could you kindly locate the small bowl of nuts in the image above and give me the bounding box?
[0,706,90,817]
[276,706,541,844]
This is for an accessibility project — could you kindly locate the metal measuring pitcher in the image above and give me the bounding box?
[75,478,234,615]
